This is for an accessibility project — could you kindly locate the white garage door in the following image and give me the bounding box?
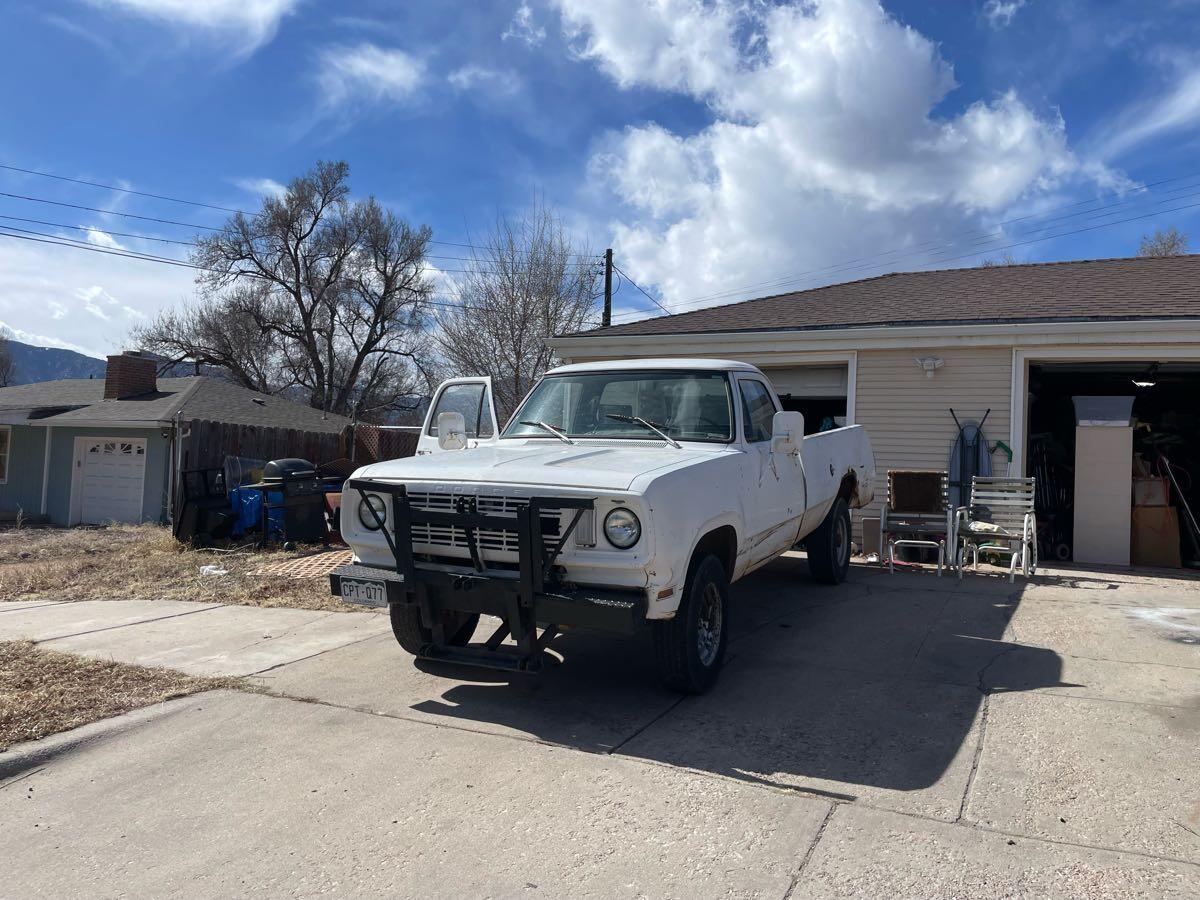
[78,438,147,525]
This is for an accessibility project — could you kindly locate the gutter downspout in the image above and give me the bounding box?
[39,426,52,518]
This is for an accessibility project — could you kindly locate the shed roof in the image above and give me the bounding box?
[570,255,1200,338]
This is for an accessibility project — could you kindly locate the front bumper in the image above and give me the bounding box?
[330,561,645,636]
[331,479,645,672]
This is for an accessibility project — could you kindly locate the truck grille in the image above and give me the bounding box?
[406,490,562,554]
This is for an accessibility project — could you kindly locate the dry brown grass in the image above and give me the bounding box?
[0,640,244,751]
[0,524,366,612]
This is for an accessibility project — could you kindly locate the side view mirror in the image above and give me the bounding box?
[437,411,469,451]
[771,411,804,454]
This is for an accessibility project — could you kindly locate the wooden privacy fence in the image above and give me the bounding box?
[179,420,419,473]
[180,420,346,472]
[351,424,418,464]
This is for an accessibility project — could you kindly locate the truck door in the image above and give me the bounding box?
[415,377,501,455]
[735,376,806,562]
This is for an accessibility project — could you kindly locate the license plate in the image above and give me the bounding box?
[340,578,387,607]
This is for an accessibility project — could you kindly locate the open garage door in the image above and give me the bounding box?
[761,365,848,434]
[1026,362,1200,568]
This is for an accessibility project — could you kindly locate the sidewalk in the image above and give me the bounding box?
[0,599,387,676]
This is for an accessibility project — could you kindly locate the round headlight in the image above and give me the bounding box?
[604,507,641,549]
[357,494,387,531]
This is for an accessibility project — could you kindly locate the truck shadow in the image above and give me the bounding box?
[409,556,1072,797]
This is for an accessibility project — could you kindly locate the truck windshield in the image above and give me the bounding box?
[503,371,734,443]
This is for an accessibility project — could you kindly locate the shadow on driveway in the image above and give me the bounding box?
[404,557,1072,805]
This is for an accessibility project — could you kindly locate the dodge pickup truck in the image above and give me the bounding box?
[331,359,875,692]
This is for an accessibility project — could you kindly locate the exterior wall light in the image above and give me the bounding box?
[915,356,944,379]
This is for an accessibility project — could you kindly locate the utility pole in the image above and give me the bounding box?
[602,248,613,327]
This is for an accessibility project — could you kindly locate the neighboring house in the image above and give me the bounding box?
[0,352,350,526]
[551,255,1200,563]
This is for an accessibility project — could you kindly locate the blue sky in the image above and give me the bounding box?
[3,0,1200,357]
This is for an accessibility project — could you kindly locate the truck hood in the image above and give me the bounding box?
[354,442,724,491]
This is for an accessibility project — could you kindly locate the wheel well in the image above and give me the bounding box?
[837,471,859,505]
[691,525,737,580]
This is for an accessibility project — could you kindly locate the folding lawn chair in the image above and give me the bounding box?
[880,469,953,576]
[954,476,1038,583]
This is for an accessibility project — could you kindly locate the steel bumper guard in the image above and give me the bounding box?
[330,479,644,672]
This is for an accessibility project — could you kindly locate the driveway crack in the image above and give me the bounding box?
[783,802,837,899]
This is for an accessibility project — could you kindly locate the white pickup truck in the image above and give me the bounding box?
[332,359,875,692]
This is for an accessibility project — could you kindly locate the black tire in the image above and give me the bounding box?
[389,603,479,656]
[652,554,730,693]
[807,497,852,585]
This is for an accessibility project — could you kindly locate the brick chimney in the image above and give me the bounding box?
[104,351,157,400]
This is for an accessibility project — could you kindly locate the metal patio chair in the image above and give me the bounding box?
[954,476,1038,583]
[880,469,953,576]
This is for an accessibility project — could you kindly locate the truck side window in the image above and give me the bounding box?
[738,379,776,443]
[427,383,493,437]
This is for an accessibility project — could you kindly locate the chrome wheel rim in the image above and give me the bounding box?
[697,582,723,667]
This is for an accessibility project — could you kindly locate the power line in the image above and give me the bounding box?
[0,191,221,231]
[0,163,245,214]
[0,227,512,313]
[0,163,604,261]
[607,175,1200,323]
[611,262,672,316]
[0,214,197,247]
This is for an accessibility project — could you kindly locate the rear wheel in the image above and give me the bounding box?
[389,603,479,656]
[652,554,729,693]
[807,497,852,584]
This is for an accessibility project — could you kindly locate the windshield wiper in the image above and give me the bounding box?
[606,413,682,449]
[519,420,574,445]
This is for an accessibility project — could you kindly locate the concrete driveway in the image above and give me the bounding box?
[2,555,1198,897]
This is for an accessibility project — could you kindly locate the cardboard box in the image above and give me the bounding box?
[1133,477,1169,507]
[1130,505,1182,568]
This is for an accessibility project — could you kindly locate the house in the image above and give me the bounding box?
[0,352,350,526]
[551,254,1200,565]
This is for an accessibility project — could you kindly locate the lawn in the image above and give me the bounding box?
[0,640,245,751]
[0,524,364,612]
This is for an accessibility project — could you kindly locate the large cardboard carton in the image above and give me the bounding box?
[1131,505,1182,568]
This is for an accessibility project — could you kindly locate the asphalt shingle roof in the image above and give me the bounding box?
[572,255,1200,338]
[0,376,350,433]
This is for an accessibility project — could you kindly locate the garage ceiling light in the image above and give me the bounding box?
[1132,364,1158,388]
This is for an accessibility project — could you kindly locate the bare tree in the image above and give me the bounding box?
[135,161,436,420]
[979,252,1018,267]
[0,332,12,387]
[436,204,602,419]
[1138,226,1189,257]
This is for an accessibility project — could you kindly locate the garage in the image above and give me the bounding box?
[761,364,850,434]
[73,437,147,525]
[553,254,1200,571]
[1024,361,1200,568]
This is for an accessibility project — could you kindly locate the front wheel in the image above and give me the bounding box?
[807,497,852,584]
[652,555,730,693]
[389,603,479,656]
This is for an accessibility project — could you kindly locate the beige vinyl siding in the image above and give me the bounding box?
[853,347,1012,537]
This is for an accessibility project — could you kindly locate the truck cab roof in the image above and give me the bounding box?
[545,358,761,376]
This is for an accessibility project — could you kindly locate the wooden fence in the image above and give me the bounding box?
[180,420,347,472]
[178,420,419,473]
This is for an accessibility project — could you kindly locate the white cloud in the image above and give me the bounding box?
[982,0,1026,29]
[502,2,546,47]
[447,65,521,96]
[84,227,125,250]
[1100,65,1200,160]
[317,43,426,109]
[84,0,298,55]
[0,236,192,357]
[233,177,288,199]
[557,0,1101,311]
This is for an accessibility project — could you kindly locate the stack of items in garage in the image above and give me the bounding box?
[1130,457,1181,567]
